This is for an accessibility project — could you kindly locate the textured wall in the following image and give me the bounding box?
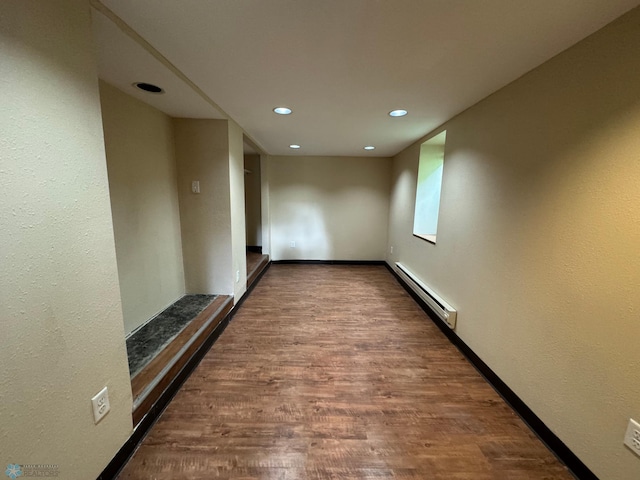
[260,155,272,256]
[387,8,640,480]
[244,154,262,247]
[173,119,234,295]
[228,120,247,301]
[269,156,391,261]
[0,1,133,478]
[100,81,185,335]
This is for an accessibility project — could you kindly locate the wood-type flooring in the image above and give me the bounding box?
[246,251,269,288]
[118,265,573,479]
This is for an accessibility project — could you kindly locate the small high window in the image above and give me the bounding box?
[413,131,446,244]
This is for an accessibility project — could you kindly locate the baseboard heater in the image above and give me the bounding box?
[395,262,457,329]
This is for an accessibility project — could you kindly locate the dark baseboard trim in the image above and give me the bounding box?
[272,260,385,265]
[97,262,272,480]
[384,262,598,480]
[246,245,262,254]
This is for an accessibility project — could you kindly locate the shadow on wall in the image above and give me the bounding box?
[272,203,332,260]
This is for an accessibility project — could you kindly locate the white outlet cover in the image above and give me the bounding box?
[624,418,640,457]
[91,386,110,424]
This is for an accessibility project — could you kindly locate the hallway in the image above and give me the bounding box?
[117,265,571,479]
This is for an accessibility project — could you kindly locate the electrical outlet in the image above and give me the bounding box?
[624,418,640,457]
[390,246,394,254]
[236,270,240,283]
[290,241,296,248]
[91,386,110,424]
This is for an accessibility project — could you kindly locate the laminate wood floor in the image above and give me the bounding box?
[118,265,573,480]
[246,251,269,288]
[246,251,265,273]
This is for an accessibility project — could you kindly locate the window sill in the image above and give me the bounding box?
[413,233,436,245]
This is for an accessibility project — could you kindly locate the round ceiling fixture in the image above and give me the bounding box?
[388,109,408,117]
[133,82,164,94]
[289,144,301,149]
[273,107,292,115]
[364,146,375,150]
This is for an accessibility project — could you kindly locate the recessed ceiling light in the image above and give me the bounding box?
[364,146,375,150]
[389,109,408,117]
[289,144,301,149]
[273,107,292,115]
[133,82,164,94]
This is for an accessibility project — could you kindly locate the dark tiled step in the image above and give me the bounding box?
[126,294,218,378]
[130,295,233,427]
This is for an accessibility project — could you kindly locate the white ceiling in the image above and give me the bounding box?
[91,9,225,119]
[92,0,639,157]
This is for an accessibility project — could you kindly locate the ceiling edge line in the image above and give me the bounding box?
[90,0,268,155]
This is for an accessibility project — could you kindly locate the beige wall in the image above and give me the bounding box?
[244,154,262,247]
[100,81,185,335]
[228,120,247,300]
[388,8,640,480]
[269,156,391,260]
[174,119,234,295]
[260,154,272,256]
[0,1,133,478]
